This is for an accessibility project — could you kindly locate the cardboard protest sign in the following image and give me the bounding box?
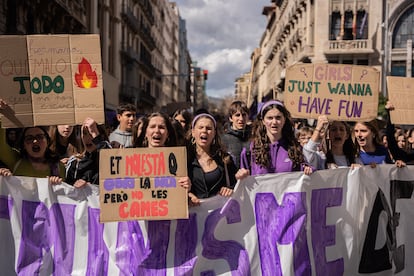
[99,146,189,222]
[387,76,414,125]
[284,63,380,121]
[0,34,104,128]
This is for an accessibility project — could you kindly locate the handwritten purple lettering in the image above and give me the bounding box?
[311,188,344,275]
[202,199,250,274]
[298,96,332,115]
[255,192,311,276]
[17,201,76,275]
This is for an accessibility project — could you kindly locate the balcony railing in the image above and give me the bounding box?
[138,0,155,24]
[122,8,140,33]
[120,85,156,107]
[139,89,156,106]
[123,46,140,63]
[139,22,156,50]
[54,0,87,27]
[325,39,374,54]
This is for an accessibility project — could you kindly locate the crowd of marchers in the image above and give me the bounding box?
[0,98,410,206]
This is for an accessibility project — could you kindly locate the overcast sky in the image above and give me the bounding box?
[174,0,270,98]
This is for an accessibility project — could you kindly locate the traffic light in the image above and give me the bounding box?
[203,70,208,80]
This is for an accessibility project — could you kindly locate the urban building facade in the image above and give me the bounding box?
[0,0,198,120]
[234,72,251,103]
[245,0,414,106]
[192,65,209,111]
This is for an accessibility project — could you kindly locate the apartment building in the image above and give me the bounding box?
[0,0,193,117]
[248,0,414,104]
[234,72,252,103]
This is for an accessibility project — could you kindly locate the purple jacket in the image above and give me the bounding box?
[240,139,302,176]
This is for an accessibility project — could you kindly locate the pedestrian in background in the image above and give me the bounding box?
[48,125,82,165]
[109,103,136,148]
[172,108,193,134]
[221,100,251,169]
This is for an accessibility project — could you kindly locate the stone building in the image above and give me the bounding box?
[247,0,414,105]
[0,0,193,118]
[234,72,251,104]
[0,0,87,34]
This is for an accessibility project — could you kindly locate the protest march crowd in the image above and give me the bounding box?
[0,97,411,204]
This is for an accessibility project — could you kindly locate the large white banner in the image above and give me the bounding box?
[0,165,413,275]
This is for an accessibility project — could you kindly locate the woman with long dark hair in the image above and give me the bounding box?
[48,124,82,165]
[134,112,191,193]
[187,113,237,204]
[353,120,394,166]
[237,100,312,179]
[0,99,64,184]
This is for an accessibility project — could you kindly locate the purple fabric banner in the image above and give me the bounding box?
[0,165,414,275]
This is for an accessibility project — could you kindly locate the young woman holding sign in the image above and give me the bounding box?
[135,112,191,191]
[236,100,313,180]
[187,113,237,205]
[135,112,177,148]
[0,99,64,184]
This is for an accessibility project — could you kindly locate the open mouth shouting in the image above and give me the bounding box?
[198,134,210,145]
[151,134,164,146]
[356,137,366,145]
[31,144,41,153]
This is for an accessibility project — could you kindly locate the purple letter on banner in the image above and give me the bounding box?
[255,192,311,276]
[0,196,15,274]
[17,201,76,275]
[87,208,109,275]
[115,220,170,275]
[201,199,250,275]
[174,213,198,275]
[311,188,344,275]
[0,195,13,220]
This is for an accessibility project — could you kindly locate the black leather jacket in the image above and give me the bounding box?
[188,153,238,199]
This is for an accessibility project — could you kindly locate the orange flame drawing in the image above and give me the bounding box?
[75,58,98,88]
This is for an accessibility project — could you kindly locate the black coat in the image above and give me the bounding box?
[188,153,238,199]
[221,126,251,170]
[65,136,111,185]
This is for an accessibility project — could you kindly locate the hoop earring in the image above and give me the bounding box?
[191,137,195,145]
[143,136,148,146]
